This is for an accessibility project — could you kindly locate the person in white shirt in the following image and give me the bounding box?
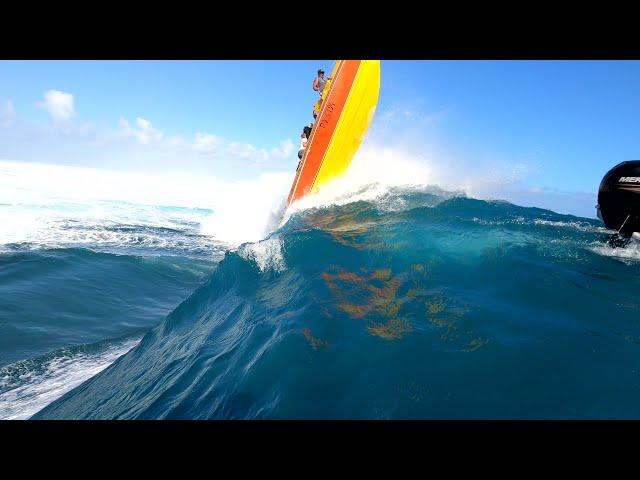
[296,124,313,171]
[298,132,308,160]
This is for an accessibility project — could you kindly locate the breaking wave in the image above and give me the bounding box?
[33,187,640,419]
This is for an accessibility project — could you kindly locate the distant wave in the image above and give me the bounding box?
[0,198,226,257]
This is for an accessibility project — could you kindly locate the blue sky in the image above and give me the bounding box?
[1,60,639,218]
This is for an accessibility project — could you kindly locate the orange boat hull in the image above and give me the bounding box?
[286,60,362,208]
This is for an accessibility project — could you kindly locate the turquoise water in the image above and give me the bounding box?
[24,189,640,419]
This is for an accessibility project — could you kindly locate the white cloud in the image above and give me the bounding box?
[165,136,185,148]
[225,138,295,164]
[191,132,294,164]
[112,115,294,165]
[41,90,75,121]
[268,139,295,160]
[118,117,163,144]
[1,100,16,127]
[110,115,295,166]
[227,141,257,159]
[193,132,223,152]
[5,89,297,172]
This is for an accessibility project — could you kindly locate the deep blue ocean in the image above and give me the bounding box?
[2,186,638,419]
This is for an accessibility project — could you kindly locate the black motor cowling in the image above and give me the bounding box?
[597,160,640,236]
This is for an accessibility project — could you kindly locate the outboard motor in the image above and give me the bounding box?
[597,160,640,238]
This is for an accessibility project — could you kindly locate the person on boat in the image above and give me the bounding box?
[312,69,327,96]
[312,69,332,119]
[297,131,308,160]
[296,124,313,171]
[303,123,313,138]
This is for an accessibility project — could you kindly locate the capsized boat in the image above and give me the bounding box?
[285,60,381,210]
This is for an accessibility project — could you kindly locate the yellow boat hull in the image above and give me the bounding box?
[312,60,380,193]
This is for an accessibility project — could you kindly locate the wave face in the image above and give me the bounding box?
[32,187,640,419]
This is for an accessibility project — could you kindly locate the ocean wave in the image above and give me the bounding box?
[0,200,226,259]
[0,337,139,420]
[34,190,640,419]
[238,237,286,273]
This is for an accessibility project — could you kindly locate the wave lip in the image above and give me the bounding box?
[34,188,640,419]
